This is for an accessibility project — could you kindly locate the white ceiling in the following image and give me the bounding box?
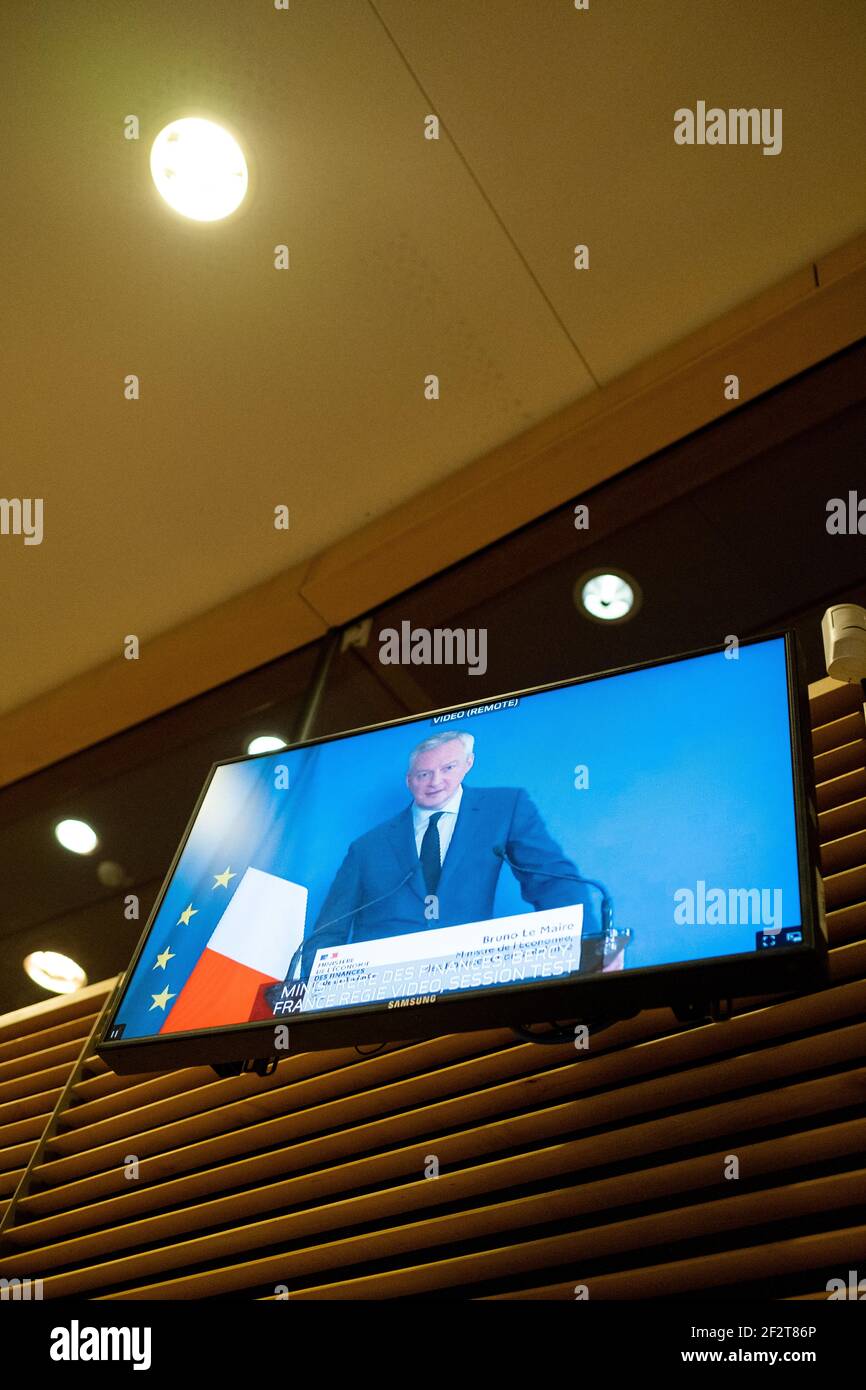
[1,0,864,716]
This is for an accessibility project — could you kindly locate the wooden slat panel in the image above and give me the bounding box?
[826,900,866,946]
[16,961,866,1213]
[79,1056,109,1077]
[6,1103,865,1283]
[813,739,866,784]
[35,1043,580,1184]
[808,679,864,729]
[58,1048,376,1136]
[0,1090,61,1126]
[0,983,111,1047]
[0,1062,85,1107]
[820,827,866,875]
[8,1066,864,1263]
[0,1168,27,1198]
[0,1140,40,1175]
[45,1031,522,1161]
[0,1114,52,1148]
[94,1172,866,1301]
[811,711,866,757]
[26,1017,866,1211]
[67,1067,216,1119]
[826,939,866,981]
[815,766,866,812]
[819,796,866,842]
[0,1039,86,1085]
[483,1227,866,1300]
[823,863,866,912]
[71,1068,164,1102]
[0,1015,99,1065]
[35,1011,866,1195]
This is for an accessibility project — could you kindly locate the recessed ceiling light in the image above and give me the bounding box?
[55,818,98,854]
[247,735,287,755]
[24,951,87,995]
[575,569,641,623]
[150,117,248,222]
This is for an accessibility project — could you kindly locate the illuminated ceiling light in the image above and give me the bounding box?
[247,735,287,755]
[575,569,641,624]
[55,818,98,854]
[24,951,87,995]
[150,117,248,222]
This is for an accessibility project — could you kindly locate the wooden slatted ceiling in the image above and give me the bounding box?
[819,796,866,842]
[0,681,864,1299]
[11,989,866,1216]
[0,990,109,1228]
[0,1020,98,1148]
[816,768,866,813]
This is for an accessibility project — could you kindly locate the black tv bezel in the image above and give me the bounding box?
[97,630,826,1073]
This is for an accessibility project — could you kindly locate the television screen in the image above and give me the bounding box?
[99,633,824,1070]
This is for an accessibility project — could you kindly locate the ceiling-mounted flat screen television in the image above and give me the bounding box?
[97,632,826,1073]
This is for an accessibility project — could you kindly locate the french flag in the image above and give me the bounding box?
[160,867,307,1033]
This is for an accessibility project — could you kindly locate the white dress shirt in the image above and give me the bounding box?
[412,785,463,866]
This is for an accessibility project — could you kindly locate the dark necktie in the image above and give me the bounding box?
[420,812,444,894]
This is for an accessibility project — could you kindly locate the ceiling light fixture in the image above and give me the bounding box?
[150,117,248,222]
[575,569,641,624]
[55,818,99,854]
[247,735,287,755]
[24,951,87,995]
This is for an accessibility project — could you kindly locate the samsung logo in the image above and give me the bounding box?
[388,994,437,1009]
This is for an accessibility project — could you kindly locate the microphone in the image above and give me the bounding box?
[285,868,417,982]
[492,844,614,936]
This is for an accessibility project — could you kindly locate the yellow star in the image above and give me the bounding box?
[153,947,175,971]
[212,867,237,889]
[177,904,198,926]
[149,986,176,1011]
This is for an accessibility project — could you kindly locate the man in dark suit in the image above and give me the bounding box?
[300,730,600,975]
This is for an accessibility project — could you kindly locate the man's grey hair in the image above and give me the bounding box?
[408,730,475,773]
